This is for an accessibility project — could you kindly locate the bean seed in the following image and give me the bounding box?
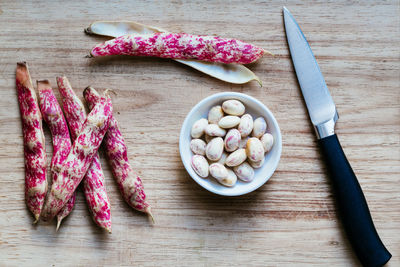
[191,155,209,178]
[205,124,226,137]
[238,114,253,137]
[252,117,267,138]
[225,149,247,167]
[222,100,245,116]
[209,163,228,180]
[249,157,264,169]
[208,105,224,124]
[261,133,274,153]
[205,137,224,161]
[246,137,265,162]
[218,169,237,187]
[234,162,255,182]
[218,116,240,129]
[190,139,206,155]
[224,129,241,152]
[191,118,208,138]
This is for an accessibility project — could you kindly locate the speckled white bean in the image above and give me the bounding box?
[209,163,228,180]
[216,151,228,165]
[222,100,245,116]
[249,157,265,169]
[218,116,240,129]
[234,162,255,182]
[239,136,250,149]
[208,105,224,124]
[224,129,241,152]
[191,118,208,138]
[217,169,237,187]
[261,133,274,153]
[205,124,226,137]
[191,155,209,178]
[252,117,267,138]
[225,149,247,167]
[238,114,253,137]
[205,137,224,161]
[246,137,265,162]
[190,139,206,155]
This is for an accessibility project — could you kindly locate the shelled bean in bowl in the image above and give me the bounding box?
[179,92,282,196]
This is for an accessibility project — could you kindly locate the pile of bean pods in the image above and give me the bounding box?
[16,62,152,232]
[190,99,274,187]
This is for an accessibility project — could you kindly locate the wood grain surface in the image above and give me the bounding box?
[0,1,399,266]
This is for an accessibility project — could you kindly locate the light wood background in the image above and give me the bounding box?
[0,1,399,266]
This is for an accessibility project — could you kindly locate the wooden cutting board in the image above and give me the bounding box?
[0,1,399,266]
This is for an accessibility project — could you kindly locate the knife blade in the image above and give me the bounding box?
[283,7,391,267]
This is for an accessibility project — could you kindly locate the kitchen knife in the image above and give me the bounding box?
[283,7,391,267]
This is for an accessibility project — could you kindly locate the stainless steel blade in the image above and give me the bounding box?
[283,7,338,139]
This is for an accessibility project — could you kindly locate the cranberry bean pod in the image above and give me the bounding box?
[83,87,153,221]
[55,192,76,230]
[85,21,264,85]
[90,33,265,64]
[16,63,48,223]
[37,80,75,229]
[41,91,112,226]
[57,77,112,232]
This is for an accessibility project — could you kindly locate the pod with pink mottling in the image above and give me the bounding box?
[85,21,264,85]
[83,86,153,221]
[37,80,75,230]
[16,62,48,223]
[89,32,265,64]
[41,94,113,223]
[57,76,112,232]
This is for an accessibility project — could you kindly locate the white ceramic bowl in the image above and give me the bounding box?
[179,92,282,196]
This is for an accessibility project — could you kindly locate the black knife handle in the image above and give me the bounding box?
[319,134,391,267]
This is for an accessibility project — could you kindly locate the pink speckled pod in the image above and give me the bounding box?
[90,32,265,64]
[55,191,76,230]
[83,87,153,220]
[57,77,112,232]
[37,80,75,230]
[41,94,113,223]
[16,62,48,223]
